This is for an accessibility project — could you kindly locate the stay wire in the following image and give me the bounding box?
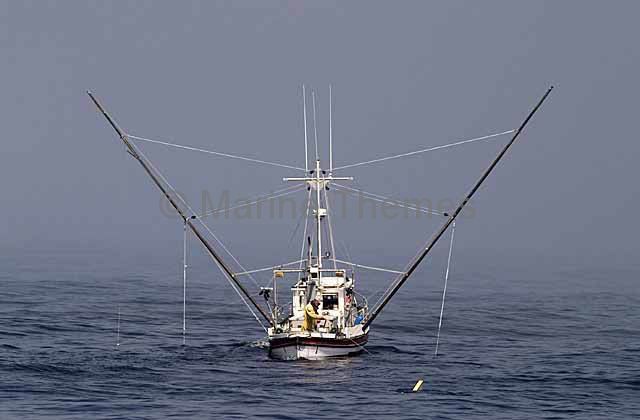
[334,129,515,171]
[132,143,267,330]
[128,133,306,171]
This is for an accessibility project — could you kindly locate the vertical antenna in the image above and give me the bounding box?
[329,84,333,173]
[182,221,187,345]
[116,306,121,347]
[302,85,309,172]
[312,90,319,161]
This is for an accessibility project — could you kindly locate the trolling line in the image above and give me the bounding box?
[435,221,455,357]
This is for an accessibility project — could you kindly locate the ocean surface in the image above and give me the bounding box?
[1,246,638,419]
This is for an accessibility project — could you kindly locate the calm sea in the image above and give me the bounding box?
[1,245,638,419]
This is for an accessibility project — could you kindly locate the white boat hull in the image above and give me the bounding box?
[268,332,369,360]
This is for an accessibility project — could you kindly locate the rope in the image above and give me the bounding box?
[195,217,268,330]
[286,191,307,247]
[331,258,404,275]
[210,258,268,332]
[195,220,261,288]
[339,240,355,274]
[235,259,306,276]
[332,183,445,217]
[182,221,187,345]
[346,337,372,355]
[365,286,389,304]
[324,186,338,269]
[137,140,265,291]
[370,248,424,316]
[127,133,306,171]
[133,143,267,329]
[116,306,121,347]
[333,129,515,170]
[369,207,458,311]
[435,221,455,357]
[197,184,304,218]
[299,188,312,272]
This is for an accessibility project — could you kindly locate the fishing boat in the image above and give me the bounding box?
[88,85,552,360]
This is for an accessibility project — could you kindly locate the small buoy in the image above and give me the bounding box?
[412,379,424,392]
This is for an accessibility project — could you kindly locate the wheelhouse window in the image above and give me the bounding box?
[322,294,338,310]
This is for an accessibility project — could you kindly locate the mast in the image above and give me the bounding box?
[285,171,352,274]
[315,159,323,271]
[364,86,554,329]
[87,91,272,326]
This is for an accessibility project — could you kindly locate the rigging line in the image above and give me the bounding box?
[370,285,392,315]
[133,145,268,328]
[205,290,267,307]
[364,201,453,311]
[183,220,187,345]
[198,184,304,218]
[318,178,331,259]
[116,305,121,347]
[364,279,402,315]
[323,186,337,269]
[299,188,313,272]
[365,83,556,330]
[196,219,262,289]
[286,191,308,247]
[435,221,455,357]
[211,258,268,332]
[333,129,516,171]
[353,289,369,311]
[347,337,372,355]
[331,258,404,274]
[376,208,460,308]
[369,245,422,312]
[334,183,443,217]
[371,243,427,311]
[332,183,445,217]
[88,91,271,326]
[141,146,262,290]
[321,195,331,263]
[308,219,316,264]
[319,181,332,269]
[365,287,389,304]
[197,220,267,330]
[339,240,355,273]
[196,209,274,291]
[339,240,358,293]
[235,259,306,276]
[127,133,306,171]
[135,145,262,292]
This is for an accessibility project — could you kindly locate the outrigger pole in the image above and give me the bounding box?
[87,91,273,326]
[364,86,554,329]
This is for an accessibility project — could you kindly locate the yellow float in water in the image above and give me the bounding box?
[412,379,424,392]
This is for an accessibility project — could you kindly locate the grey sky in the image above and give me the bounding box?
[1,1,638,269]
